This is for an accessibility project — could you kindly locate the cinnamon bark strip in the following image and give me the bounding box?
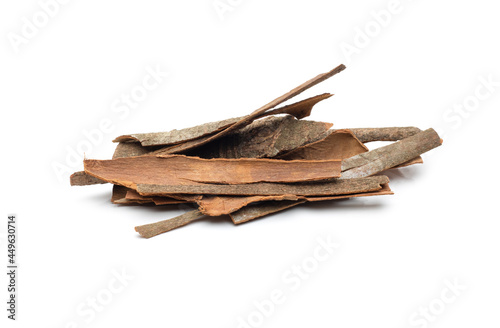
[349,127,422,143]
[114,93,333,147]
[137,176,389,197]
[154,65,346,154]
[135,209,205,238]
[189,116,333,159]
[229,183,393,224]
[341,128,442,179]
[84,155,342,189]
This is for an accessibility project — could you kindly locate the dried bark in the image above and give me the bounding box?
[188,116,333,159]
[135,209,204,238]
[349,127,422,143]
[341,128,442,179]
[152,65,346,154]
[136,175,389,197]
[70,171,107,186]
[84,155,342,189]
[278,129,368,160]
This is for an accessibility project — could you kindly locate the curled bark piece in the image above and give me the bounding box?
[229,183,393,224]
[278,129,368,160]
[135,209,204,238]
[189,116,333,159]
[70,171,107,186]
[84,155,342,189]
[349,127,421,143]
[137,176,389,197]
[341,128,442,179]
[154,65,346,154]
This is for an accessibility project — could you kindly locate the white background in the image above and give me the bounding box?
[1,0,499,327]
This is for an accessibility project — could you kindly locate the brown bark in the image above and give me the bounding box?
[84,155,342,189]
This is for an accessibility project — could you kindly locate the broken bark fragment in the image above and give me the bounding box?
[188,115,333,159]
[84,155,342,189]
[70,171,107,186]
[137,175,389,197]
[135,209,204,238]
[341,128,442,179]
[349,127,421,143]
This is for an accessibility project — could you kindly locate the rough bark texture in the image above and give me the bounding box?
[341,128,442,178]
[70,171,107,186]
[349,127,422,143]
[84,155,342,189]
[188,116,332,159]
[137,176,389,197]
[135,209,204,238]
[278,129,368,160]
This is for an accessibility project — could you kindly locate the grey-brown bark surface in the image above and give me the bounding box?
[349,127,422,143]
[341,128,442,178]
[188,116,333,159]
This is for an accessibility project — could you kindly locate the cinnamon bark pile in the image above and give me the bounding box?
[70,64,442,238]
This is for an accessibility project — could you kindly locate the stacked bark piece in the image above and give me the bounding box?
[70,64,442,238]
